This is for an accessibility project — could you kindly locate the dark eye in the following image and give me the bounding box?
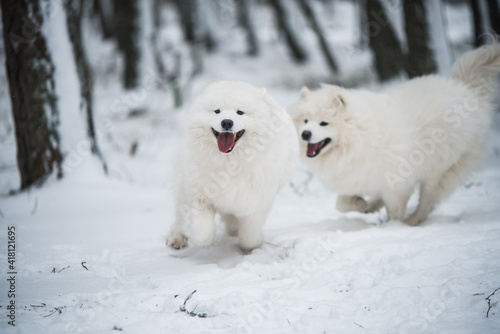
[304,119,308,124]
[214,109,221,114]
[237,110,244,115]
[320,121,329,126]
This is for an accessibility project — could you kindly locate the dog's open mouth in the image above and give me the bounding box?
[307,138,331,158]
[212,128,245,153]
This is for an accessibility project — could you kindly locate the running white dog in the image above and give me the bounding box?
[291,43,500,225]
[167,81,297,251]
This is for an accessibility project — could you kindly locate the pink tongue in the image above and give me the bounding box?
[307,142,321,156]
[217,132,236,153]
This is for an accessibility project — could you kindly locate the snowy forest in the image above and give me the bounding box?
[1,0,500,333]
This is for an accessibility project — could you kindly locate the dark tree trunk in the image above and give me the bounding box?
[152,0,162,31]
[150,0,182,107]
[404,0,437,78]
[175,0,196,44]
[92,0,114,39]
[297,0,337,73]
[268,0,308,63]
[487,0,500,36]
[113,0,140,89]
[236,0,259,56]
[64,0,107,172]
[175,0,203,76]
[1,0,63,189]
[469,0,485,47]
[365,0,406,81]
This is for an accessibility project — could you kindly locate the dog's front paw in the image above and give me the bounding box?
[166,234,188,250]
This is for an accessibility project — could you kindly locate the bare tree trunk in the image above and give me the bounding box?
[404,0,437,78]
[487,0,500,36]
[1,0,63,189]
[175,0,203,76]
[150,0,182,108]
[365,0,405,81]
[268,0,308,63]
[64,0,107,172]
[92,0,114,39]
[296,0,337,73]
[113,0,140,89]
[470,0,485,47]
[236,0,259,56]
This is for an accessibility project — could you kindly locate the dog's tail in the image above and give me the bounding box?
[451,42,500,98]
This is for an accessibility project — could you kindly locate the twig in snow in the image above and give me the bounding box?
[486,286,500,318]
[52,266,70,273]
[43,306,66,317]
[0,209,4,218]
[30,198,38,215]
[178,290,209,318]
[30,303,46,308]
[81,261,88,270]
[112,325,123,331]
[353,322,365,329]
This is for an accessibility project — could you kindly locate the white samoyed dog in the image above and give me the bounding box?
[290,43,500,226]
[167,81,298,251]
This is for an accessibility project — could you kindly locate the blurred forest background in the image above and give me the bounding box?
[0,0,499,192]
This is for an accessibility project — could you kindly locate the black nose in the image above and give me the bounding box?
[221,119,233,130]
[301,131,312,141]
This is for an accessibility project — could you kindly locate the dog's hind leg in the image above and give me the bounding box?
[383,189,413,222]
[336,195,384,213]
[336,195,368,213]
[404,180,440,226]
[405,150,481,226]
[238,206,271,252]
[221,214,239,237]
[366,197,384,213]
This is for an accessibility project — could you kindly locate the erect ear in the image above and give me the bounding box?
[299,86,310,99]
[331,94,345,110]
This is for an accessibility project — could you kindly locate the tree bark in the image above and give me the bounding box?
[113,0,140,89]
[1,0,63,189]
[268,0,308,63]
[92,0,114,39]
[404,0,437,78]
[64,0,107,172]
[175,0,203,76]
[469,0,485,47]
[365,0,406,81]
[236,0,259,56]
[487,0,500,36]
[296,0,337,73]
[150,0,182,108]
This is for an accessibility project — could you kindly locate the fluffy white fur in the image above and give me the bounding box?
[167,81,298,251]
[291,43,500,226]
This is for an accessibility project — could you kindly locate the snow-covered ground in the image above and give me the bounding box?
[1,114,499,333]
[1,1,500,333]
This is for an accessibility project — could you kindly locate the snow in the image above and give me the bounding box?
[1,1,500,333]
[1,127,500,332]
